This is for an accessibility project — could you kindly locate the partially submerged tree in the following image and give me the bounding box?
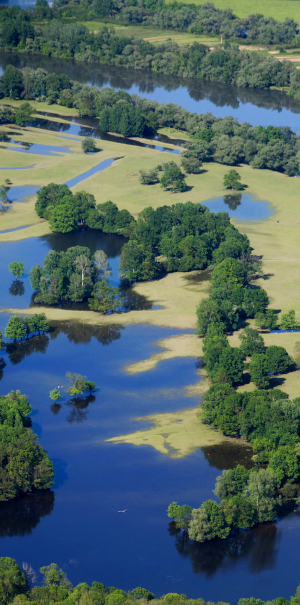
[65,372,96,398]
[9,262,24,279]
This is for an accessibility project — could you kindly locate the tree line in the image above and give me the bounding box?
[166,198,300,543]
[0,391,54,502]
[1,0,299,46]
[2,18,300,102]
[2,556,300,605]
[2,65,300,175]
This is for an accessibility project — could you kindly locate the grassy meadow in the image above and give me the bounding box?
[166,0,300,24]
[80,21,219,45]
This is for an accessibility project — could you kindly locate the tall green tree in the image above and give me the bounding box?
[223,169,245,190]
[9,262,24,279]
[249,353,269,389]
[5,316,26,341]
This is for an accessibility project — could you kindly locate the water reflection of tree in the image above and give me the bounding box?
[0,490,55,537]
[201,443,254,471]
[9,279,25,296]
[50,322,124,345]
[170,522,280,577]
[0,358,6,381]
[6,334,50,365]
[66,394,95,424]
[51,403,62,415]
[223,194,242,211]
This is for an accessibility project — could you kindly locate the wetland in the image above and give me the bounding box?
[1,50,300,604]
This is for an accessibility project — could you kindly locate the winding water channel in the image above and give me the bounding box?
[1,47,300,602]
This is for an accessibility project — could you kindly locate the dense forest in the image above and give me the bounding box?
[1,0,299,45]
[0,391,54,502]
[1,6,300,100]
[2,556,300,605]
[1,66,300,175]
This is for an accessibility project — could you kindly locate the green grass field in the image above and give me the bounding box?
[80,21,219,45]
[166,0,300,24]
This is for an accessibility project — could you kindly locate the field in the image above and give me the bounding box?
[166,0,300,24]
[80,20,219,45]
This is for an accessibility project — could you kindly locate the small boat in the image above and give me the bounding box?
[118,509,127,513]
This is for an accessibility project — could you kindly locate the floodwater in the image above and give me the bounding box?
[0,42,300,605]
[2,52,300,132]
[204,193,274,221]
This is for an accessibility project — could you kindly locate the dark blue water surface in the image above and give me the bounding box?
[1,52,300,132]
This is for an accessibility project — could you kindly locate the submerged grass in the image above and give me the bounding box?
[106,408,239,458]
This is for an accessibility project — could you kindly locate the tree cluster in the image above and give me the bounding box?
[5,313,49,342]
[119,201,246,283]
[29,246,123,312]
[2,66,300,176]
[0,391,54,502]
[169,465,284,543]
[139,161,188,192]
[2,19,300,103]
[3,555,300,605]
[35,184,134,234]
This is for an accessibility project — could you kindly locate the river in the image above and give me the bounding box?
[1,44,300,604]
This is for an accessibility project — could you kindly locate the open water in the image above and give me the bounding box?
[0,46,300,604]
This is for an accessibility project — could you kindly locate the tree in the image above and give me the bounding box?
[214,465,250,499]
[119,240,161,284]
[88,281,122,314]
[50,389,61,401]
[268,445,300,485]
[0,186,8,203]
[48,202,79,233]
[139,168,159,185]
[213,347,244,385]
[196,300,223,336]
[239,327,265,356]
[160,163,188,193]
[2,65,24,99]
[167,504,192,530]
[249,353,269,388]
[255,309,278,330]
[65,372,95,398]
[35,313,50,334]
[5,316,26,342]
[245,468,279,523]
[223,169,245,190]
[280,309,298,330]
[265,345,290,374]
[131,588,154,601]
[82,138,97,153]
[40,564,67,587]
[94,250,112,280]
[167,502,181,519]
[0,558,28,605]
[9,262,24,279]
[189,500,231,542]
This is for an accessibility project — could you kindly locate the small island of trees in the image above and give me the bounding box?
[0,391,54,502]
